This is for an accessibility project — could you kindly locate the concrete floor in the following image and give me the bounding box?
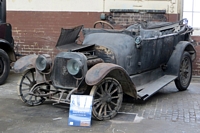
[0,71,200,133]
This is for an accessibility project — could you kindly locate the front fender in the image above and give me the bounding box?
[0,39,16,62]
[13,54,38,73]
[165,41,196,76]
[85,63,137,98]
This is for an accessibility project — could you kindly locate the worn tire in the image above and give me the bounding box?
[175,52,192,91]
[0,49,10,85]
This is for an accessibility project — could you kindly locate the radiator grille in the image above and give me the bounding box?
[51,57,77,89]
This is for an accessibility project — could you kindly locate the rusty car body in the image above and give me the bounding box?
[0,0,16,84]
[14,19,196,120]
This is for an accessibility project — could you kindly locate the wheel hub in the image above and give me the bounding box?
[102,94,112,103]
[181,65,189,79]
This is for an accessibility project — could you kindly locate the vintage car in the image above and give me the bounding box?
[13,19,196,120]
[0,0,16,84]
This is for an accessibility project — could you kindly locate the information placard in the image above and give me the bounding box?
[68,95,93,127]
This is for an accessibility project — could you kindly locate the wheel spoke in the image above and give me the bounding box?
[98,103,105,116]
[23,93,29,98]
[185,67,189,71]
[104,104,107,116]
[182,60,186,68]
[34,96,37,102]
[100,86,105,95]
[110,87,118,95]
[93,98,101,105]
[108,82,114,93]
[111,96,119,99]
[185,60,189,67]
[31,71,35,81]
[29,95,33,101]
[22,82,31,87]
[21,88,30,91]
[105,82,108,93]
[107,104,112,111]
[110,101,117,106]
[96,91,102,97]
[25,75,33,84]
[95,101,102,109]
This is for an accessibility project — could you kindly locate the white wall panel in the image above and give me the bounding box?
[105,0,178,13]
[7,0,103,12]
[7,0,179,14]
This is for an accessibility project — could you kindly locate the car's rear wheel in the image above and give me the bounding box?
[0,49,10,85]
[18,69,45,106]
[90,77,123,120]
[175,52,192,91]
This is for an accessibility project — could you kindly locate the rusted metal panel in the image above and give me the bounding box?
[85,63,137,98]
[85,63,122,85]
[87,58,104,67]
[56,25,83,48]
[83,31,141,75]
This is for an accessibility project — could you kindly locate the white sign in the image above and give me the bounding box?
[68,95,93,127]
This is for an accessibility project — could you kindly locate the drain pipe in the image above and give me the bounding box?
[0,0,6,23]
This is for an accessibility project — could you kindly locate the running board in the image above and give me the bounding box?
[137,75,177,100]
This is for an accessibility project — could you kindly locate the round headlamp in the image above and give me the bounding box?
[36,54,52,72]
[135,36,142,49]
[67,59,83,76]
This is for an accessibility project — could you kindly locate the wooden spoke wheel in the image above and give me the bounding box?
[90,77,123,120]
[18,69,45,106]
[175,52,192,91]
[93,21,114,29]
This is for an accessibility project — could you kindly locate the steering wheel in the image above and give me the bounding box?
[93,21,114,29]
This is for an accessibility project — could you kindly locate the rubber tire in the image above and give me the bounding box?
[175,52,192,91]
[0,49,10,85]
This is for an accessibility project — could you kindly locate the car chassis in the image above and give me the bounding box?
[14,19,196,120]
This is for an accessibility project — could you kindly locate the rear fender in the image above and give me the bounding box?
[165,41,196,76]
[85,63,137,98]
[13,54,38,73]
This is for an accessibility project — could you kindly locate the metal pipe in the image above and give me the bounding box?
[0,0,6,23]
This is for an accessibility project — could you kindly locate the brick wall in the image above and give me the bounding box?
[107,10,179,27]
[6,11,200,75]
[7,11,101,57]
[109,12,179,26]
[192,36,200,76]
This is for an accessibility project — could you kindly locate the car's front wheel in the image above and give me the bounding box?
[0,49,10,85]
[90,77,123,120]
[175,52,192,91]
[18,69,45,106]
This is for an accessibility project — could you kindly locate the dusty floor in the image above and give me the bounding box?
[0,71,200,133]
